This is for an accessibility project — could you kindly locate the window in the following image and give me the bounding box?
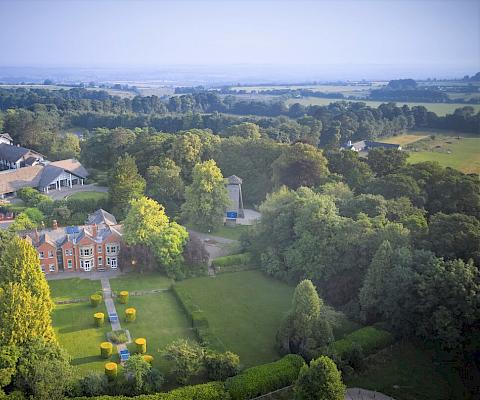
[97,245,102,253]
[80,247,93,257]
[65,248,73,256]
[82,260,92,271]
[67,260,73,269]
[49,264,55,272]
[39,251,44,259]
[98,257,103,266]
[106,257,111,266]
[48,251,53,258]
[106,244,119,254]
[110,258,117,269]
[40,265,45,272]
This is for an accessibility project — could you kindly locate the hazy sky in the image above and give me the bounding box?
[1,0,479,72]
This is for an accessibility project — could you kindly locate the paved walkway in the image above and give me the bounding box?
[46,183,108,200]
[100,277,128,358]
[346,388,396,400]
[46,270,122,281]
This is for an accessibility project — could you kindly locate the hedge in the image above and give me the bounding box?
[94,312,105,327]
[118,291,129,304]
[135,338,147,354]
[225,354,305,400]
[90,294,103,307]
[172,285,225,352]
[125,308,136,322]
[71,382,229,400]
[332,326,394,357]
[100,342,113,358]
[211,253,255,274]
[104,362,117,380]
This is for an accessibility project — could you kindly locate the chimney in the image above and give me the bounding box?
[34,228,39,245]
[92,223,97,238]
[52,220,58,230]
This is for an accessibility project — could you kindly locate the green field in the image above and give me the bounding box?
[116,292,196,372]
[175,271,294,367]
[285,97,480,116]
[53,301,112,376]
[48,277,101,301]
[346,341,466,400]
[209,225,250,240]
[405,135,480,174]
[67,191,108,201]
[109,272,173,293]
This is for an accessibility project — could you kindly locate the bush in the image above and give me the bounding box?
[90,294,103,307]
[94,312,105,327]
[100,342,113,359]
[225,354,305,400]
[125,308,136,322]
[135,338,147,354]
[204,350,240,380]
[107,330,129,344]
[332,326,394,358]
[118,291,129,304]
[104,362,117,380]
[142,354,154,364]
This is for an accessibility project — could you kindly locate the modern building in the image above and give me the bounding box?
[342,140,402,153]
[22,209,122,275]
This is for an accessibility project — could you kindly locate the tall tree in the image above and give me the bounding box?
[181,159,230,232]
[367,148,408,176]
[108,154,146,219]
[272,143,329,190]
[0,237,56,346]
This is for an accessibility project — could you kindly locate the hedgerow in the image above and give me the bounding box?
[212,253,255,274]
[225,354,305,400]
[332,326,394,357]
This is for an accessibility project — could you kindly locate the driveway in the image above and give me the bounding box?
[46,184,108,200]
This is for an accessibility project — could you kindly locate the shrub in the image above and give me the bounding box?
[204,350,240,380]
[135,338,147,354]
[225,354,305,400]
[90,294,103,307]
[107,330,128,344]
[100,342,113,359]
[125,307,136,322]
[94,312,105,327]
[118,291,129,304]
[104,362,117,380]
[332,326,394,358]
[142,354,154,364]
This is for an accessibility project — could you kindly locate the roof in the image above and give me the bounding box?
[38,165,65,189]
[49,159,89,178]
[227,175,243,185]
[0,133,13,142]
[0,165,44,194]
[0,143,32,163]
[85,209,117,226]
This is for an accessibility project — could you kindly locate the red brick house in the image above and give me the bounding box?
[22,209,123,275]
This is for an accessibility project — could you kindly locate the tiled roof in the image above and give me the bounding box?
[38,165,65,189]
[0,165,44,194]
[227,175,243,185]
[49,159,89,178]
[86,209,117,226]
[0,143,31,163]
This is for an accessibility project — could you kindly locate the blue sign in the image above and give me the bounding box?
[226,211,238,219]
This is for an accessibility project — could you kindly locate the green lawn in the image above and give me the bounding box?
[406,135,480,174]
[346,341,467,400]
[53,301,111,376]
[67,191,108,201]
[48,278,101,301]
[175,270,295,367]
[210,225,250,240]
[109,272,173,293]
[115,292,196,372]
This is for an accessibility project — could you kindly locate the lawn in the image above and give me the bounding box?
[67,191,108,201]
[346,341,466,400]
[405,135,480,174]
[210,225,250,240]
[109,272,173,293]
[48,278,101,301]
[380,134,428,146]
[175,270,295,367]
[285,97,480,116]
[115,292,196,372]
[53,301,111,376]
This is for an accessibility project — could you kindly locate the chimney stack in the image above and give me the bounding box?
[34,228,39,244]
[52,220,58,230]
[92,223,97,238]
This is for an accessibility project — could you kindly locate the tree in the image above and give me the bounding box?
[181,159,230,232]
[366,174,424,206]
[272,143,329,190]
[277,280,333,359]
[225,122,261,139]
[49,133,81,160]
[163,339,204,384]
[124,354,164,395]
[203,350,240,380]
[0,237,56,346]
[367,148,408,176]
[123,197,188,277]
[294,356,346,400]
[182,232,209,274]
[108,154,145,219]
[170,132,203,180]
[146,159,184,215]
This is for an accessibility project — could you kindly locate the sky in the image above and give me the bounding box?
[0,0,479,78]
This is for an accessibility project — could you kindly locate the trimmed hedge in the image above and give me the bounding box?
[104,362,117,380]
[332,326,394,357]
[118,291,129,304]
[125,307,136,322]
[212,253,256,274]
[135,338,147,354]
[172,285,225,352]
[100,342,113,359]
[94,312,105,327]
[90,294,103,307]
[225,354,305,400]
[71,382,229,400]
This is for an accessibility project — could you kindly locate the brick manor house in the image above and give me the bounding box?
[22,209,123,275]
